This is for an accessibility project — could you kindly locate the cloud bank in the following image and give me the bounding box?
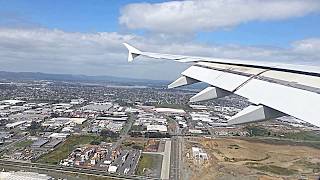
[0,28,319,80]
[120,0,320,33]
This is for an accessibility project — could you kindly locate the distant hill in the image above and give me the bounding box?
[0,71,169,85]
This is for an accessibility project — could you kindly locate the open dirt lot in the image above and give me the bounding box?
[183,137,320,180]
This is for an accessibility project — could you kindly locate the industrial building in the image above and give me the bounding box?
[153,108,186,115]
[31,139,49,148]
[147,125,168,133]
[43,139,62,149]
[0,171,53,180]
[192,147,208,161]
[0,100,26,106]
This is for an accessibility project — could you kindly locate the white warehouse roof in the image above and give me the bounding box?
[108,165,118,173]
[147,125,167,132]
[153,108,185,114]
[0,100,26,105]
[70,118,87,124]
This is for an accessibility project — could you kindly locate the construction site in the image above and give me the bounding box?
[182,137,320,180]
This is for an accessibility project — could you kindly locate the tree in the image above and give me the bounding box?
[100,129,119,139]
[29,121,41,130]
[29,121,41,135]
[90,139,101,145]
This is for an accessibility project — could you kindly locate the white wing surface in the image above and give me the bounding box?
[123,43,320,127]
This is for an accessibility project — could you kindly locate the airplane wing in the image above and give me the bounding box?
[123,43,320,127]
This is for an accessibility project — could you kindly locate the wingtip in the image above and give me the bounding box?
[123,43,142,62]
[123,42,132,50]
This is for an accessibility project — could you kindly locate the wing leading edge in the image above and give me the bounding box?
[123,43,320,127]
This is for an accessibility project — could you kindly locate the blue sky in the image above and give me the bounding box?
[0,0,162,32]
[0,0,319,80]
[196,14,320,47]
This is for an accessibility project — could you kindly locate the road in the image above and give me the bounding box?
[160,140,171,180]
[111,113,136,152]
[170,137,182,180]
[112,149,141,175]
[101,113,141,176]
[169,117,183,180]
[0,159,157,180]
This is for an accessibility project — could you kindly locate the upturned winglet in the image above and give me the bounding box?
[123,43,142,62]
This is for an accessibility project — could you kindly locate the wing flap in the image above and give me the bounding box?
[236,78,320,127]
[228,105,285,125]
[182,65,250,92]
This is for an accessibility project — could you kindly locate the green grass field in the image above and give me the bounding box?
[136,153,162,177]
[121,139,145,150]
[245,125,320,142]
[245,126,269,136]
[249,165,298,176]
[36,135,96,164]
[14,139,33,148]
[296,159,320,173]
[283,131,320,141]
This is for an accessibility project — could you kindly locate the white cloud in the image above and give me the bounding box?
[0,28,319,80]
[0,28,188,80]
[292,38,320,54]
[119,0,320,33]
